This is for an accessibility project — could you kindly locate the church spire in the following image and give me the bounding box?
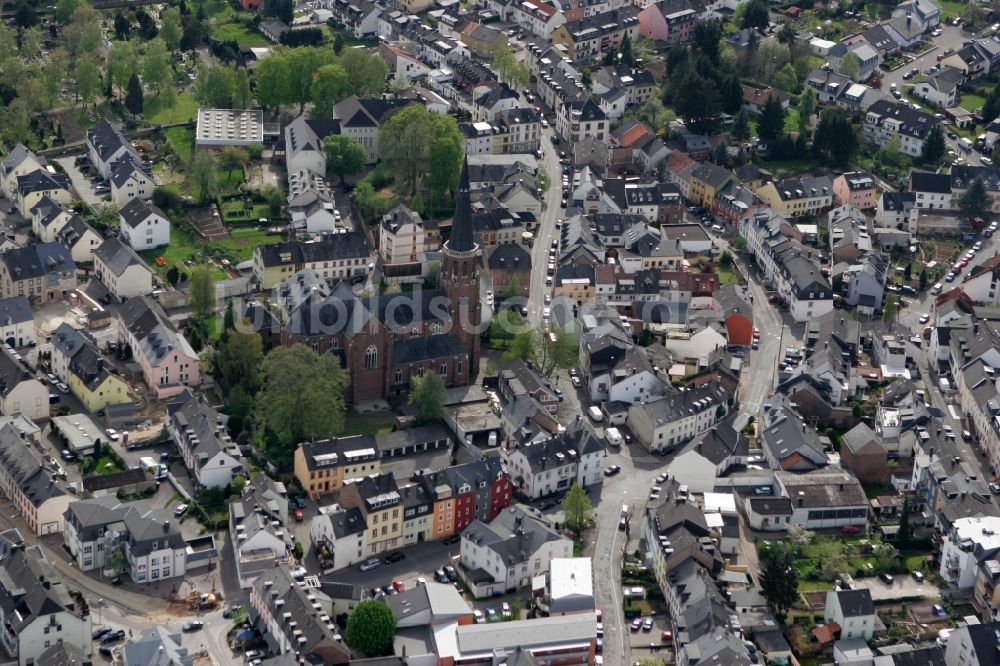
[446,158,475,254]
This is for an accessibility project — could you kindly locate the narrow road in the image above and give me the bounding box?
[526,126,562,326]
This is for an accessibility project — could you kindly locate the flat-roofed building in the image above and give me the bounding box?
[195,109,265,148]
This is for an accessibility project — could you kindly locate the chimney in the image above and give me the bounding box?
[163,521,170,532]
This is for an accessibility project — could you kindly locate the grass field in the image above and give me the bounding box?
[139,226,229,281]
[146,92,199,126]
[343,409,396,436]
[959,91,987,115]
[164,126,196,164]
[784,107,802,133]
[212,22,272,47]
[937,0,965,17]
[212,228,284,261]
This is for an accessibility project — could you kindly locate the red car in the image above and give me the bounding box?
[294,508,304,522]
[392,580,405,593]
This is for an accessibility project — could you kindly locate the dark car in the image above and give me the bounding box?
[99,646,115,658]
[550,135,560,145]
[222,605,243,618]
[879,573,894,585]
[292,497,307,509]
[604,465,621,476]
[182,621,204,632]
[383,551,405,564]
[101,629,125,644]
[442,534,461,545]
[92,627,111,640]
[434,568,448,583]
[110,576,122,586]
[540,499,557,510]
[444,565,458,581]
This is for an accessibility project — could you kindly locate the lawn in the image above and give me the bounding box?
[212,228,284,262]
[92,455,125,475]
[221,200,272,222]
[937,0,965,17]
[164,126,195,165]
[139,226,229,281]
[212,21,272,47]
[717,265,741,285]
[343,409,397,436]
[959,91,987,115]
[751,158,820,178]
[783,107,802,134]
[146,91,199,126]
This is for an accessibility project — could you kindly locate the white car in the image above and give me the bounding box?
[542,307,550,318]
[918,313,930,324]
[975,241,984,251]
[544,294,552,304]
[105,429,119,441]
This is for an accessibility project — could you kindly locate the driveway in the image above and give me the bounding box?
[55,156,103,205]
[857,574,941,602]
[323,539,461,591]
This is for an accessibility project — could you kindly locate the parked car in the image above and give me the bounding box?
[473,609,485,624]
[182,621,204,632]
[642,617,653,632]
[879,573,894,585]
[384,551,405,564]
[222,605,243,618]
[92,627,112,640]
[434,568,448,582]
[604,465,621,476]
[359,558,381,572]
[486,608,499,622]
[173,503,188,517]
[631,618,642,632]
[101,629,126,644]
[294,508,303,521]
[444,565,458,581]
[911,571,925,583]
[501,602,512,618]
[60,449,75,461]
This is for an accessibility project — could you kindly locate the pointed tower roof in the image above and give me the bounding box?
[446,158,475,254]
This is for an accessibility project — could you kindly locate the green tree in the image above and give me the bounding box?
[124,72,144,117]
[561,483,594,536]
[758,543,798,615]
[14,0,37,28]
[188,264,216,336]
[670,66,721,135]
[338,48,388,97]
[113,12,131,41]
[380,104,434,195]
[757,94,786,142]
[311,63,352,116]
[96,203,121,230]
[256,345,350,464]
[798,87,816,135]
[189,151,220,204]
[982,81,1000,124]
[194,65,236,109]
[427,114,465,210]
[334,33,345,55]
[233,68,252,109]
[54,0,81,23]
[741,0,769,29]
[65,5,102,56]
[345,600,397,657]
[840,52,860,81]
[263,0,293,23]
[904,262,912,282]
[812,108,858,166]
[424,260,440,289]
[217,331,264,392]
[919,268,928,292]
[159,7,182,50]
[107,41,141,98]
[506,274,521,299]
[731,107,751,141]
[324,135,368,184]
[143,38,172,94]
[691,19,721,65]
[409,372,446,423]
[74,57,101,107]
[493,43,529,88]
[960,177,991,219]
[922,124,946,164]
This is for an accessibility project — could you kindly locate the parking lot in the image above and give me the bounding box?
[55,156,105,206]
[859,573,942,602]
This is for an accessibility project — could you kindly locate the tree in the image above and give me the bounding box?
[741,0,769,30]
[898,498,912,548]
[798,87,816,136]
[334,33,345,55]
[218,146,249,176]
[493,43,529,88]
[233,68,252,109]
[879,133,903,167]
[752,37,790,84]
[424,260,440,289]
[256,345,350,462]
[345,601,397,657]
[324,135,368,184]
[124,73,144,117]
[55,0,81,23]
[189,151,220,204]
[840,52,860,81]
[74,57,101,107]
[922,124,946,164]
[107,41,141,98]
[427,114,465,210]
[143,38,172,94]
[757,95,786,142]
[758,543,798,615]
[96,203,121,230]
[691,20,721,65]
[65,5,102,56]
[188,264,216,336]
[179,13,203,51]
[159,7,183,50]
[711,141,729,165]
[670,67,721,135]
[812,108,858,166]
[720,74,744,115]
[311,64,352,117]
[731,107,751,141]
[561,483,593,536]
[506,275,521,299]
[960,177,991,219]
[194,65,236,109]
[14,0,37,28]
[380,104,434,195]
[262,0,293,24]
[338,48,388,97]
[904,262,912,282]
[216,331,264,392]
[409,372,446,423]
[983,82,1000,125]
[113,12,131,41]
[919,268,928,292]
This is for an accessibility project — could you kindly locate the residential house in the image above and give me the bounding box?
[638,0,697,44]
[499,358,561,415]
[951,165,1000,214]
[63,496,188,584]
[116,296,200,399]
[0,348,47,421]
[774,468,868,530]
[120,627,193,666]
[486,244,531,298]
[626,379,732,454]
[892,0,941,32]
[0,145,47,199]
[118,198,170,250]
[714,284,754,346]
[167,392,242,489]
[252,235,371,290]
[13,170,71,219]
[338,472,403,556]
[331,96,410,163]
[550,7,639,63]
[877,191,919,232]
[459,504,572,597]
[474,84,520,122]
[54,216,103,264]
[310,503,368,572]
[914,66,963,108]
[229,477,290,588]
[510,0,565,38]
[555,97,608,145]
[0,424,71,534]
[283,116,342,178]
[288,190,338,236]
[864,100,939,157]
[293,435,380,499]
[843,253,888,314]
[66,343,130,412]
[0,243,75,303]
[93,237,155,302]
[742,85,791,114]
[602,345,669,404]
[30,196,73,243]
[0,297,34,349]
[492,107,542,154]
[0,545,90,666]
[755,174,834,218]
[505,419,606,498]
[249,566,351,663]
[460,122,494,156]
[833,171,878,210]
[86,120,139,180]
[688,163,733,209]
[824,588,877,641]
[758,396,829,471]
[909,170,953,210]
[109,158,155,207]
[941,44,988,79]
[828,41,881,82]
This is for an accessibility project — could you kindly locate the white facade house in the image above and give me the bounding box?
[0,349,48,422]
[864,100,939,157]
[0,545,91,666]
[63,496,188,584]
[93,237,155,302]
[109,160,155,207]
[460,505,572,597]
[86,120,139,180]
[0,425,70,535]
[0,297,35,349]
[30,196,73,243]
[0,144,47,199]
[310,503,368,573]
[230,494,290,589]
[940,515,1000,589]
[505,422,605,499]
[118,198,170,250]
[168,393,243,490]
[824,589,877,641]
[626,379,731,454]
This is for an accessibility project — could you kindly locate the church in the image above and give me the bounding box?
[248,159,483,404]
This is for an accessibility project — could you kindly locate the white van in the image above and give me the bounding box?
[605,427,622,446]
[588,405,603,422]
[931,282,943,294]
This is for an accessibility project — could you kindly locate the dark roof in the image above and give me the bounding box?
[487,243,531,270]
[447,159,475,253]
[119,198,167,228]
[15,170,70,196]
[256,234,369,268]
[0,424,65,508]
[94,237,151,277]
[82,467,150,493]
[835,588,875,617]
[298,435,377,472]
[391,333,467,365]
[868,100,938,139]
[0,296,32,326]
[910,170,952,193]
[0,243,73,281]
